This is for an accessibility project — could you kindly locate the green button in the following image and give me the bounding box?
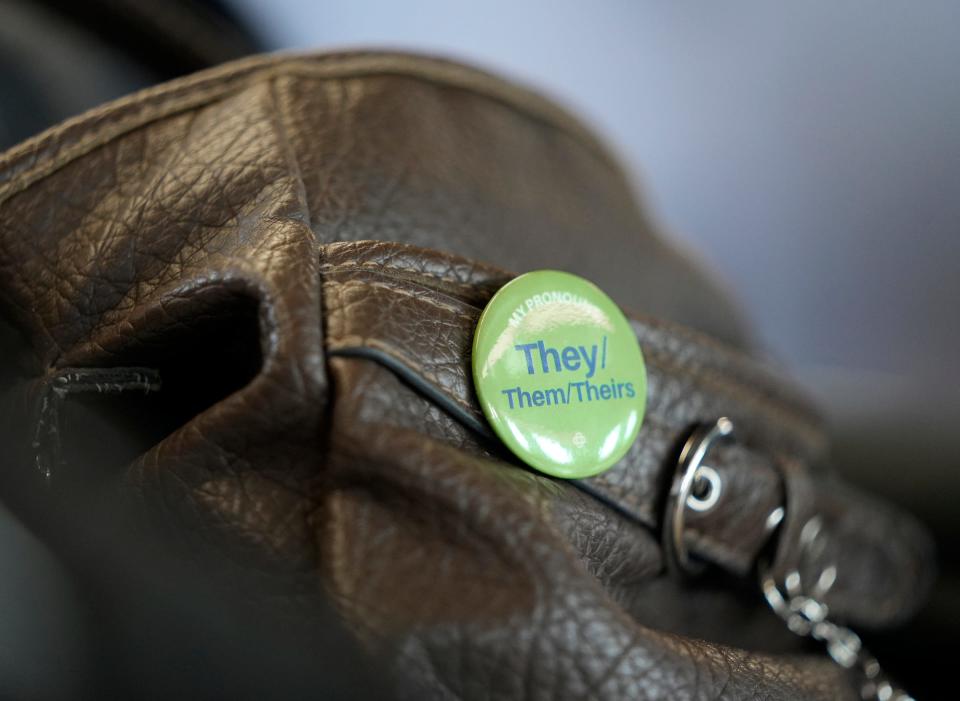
[472,270,647,479]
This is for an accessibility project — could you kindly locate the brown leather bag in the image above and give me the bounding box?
[0,52,934,700]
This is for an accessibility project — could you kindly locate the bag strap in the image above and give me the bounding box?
[319,239,934,630]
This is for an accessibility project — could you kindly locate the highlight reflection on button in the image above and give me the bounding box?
[598,424,622,461]
[533,433,572,465]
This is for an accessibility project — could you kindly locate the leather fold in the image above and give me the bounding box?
[0,50,936,700]
[320,238,933,627]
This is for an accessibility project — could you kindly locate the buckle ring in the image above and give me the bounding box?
[664,417,734,575]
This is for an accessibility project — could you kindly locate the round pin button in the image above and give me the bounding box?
[472,270,646,479]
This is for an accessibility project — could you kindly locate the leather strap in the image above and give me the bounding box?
[319,239,933,626]
[24,237,929,627]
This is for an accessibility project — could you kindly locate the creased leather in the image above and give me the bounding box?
[0,51,935,700]
[319,239,931,625]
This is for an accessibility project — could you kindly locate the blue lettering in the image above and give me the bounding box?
[579,344,598,378]
[561,346,581,372]
[515,343,538,374]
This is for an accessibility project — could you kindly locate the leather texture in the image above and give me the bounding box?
[0,51,935,700]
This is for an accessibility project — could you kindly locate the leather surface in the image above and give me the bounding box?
[0,51,935,699]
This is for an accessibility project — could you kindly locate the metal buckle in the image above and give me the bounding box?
[663,416,733,575]
[664,416,913,700]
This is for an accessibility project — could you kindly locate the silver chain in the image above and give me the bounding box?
[676,417,913,701]
[760,567,913,701]
[670,419,915,701]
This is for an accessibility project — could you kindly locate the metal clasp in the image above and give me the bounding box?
[663,416,733,575]
[759,520,913,701]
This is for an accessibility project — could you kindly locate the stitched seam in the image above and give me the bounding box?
[325,276,820,435]
[332,277,475,317]
[0,75,258,204]
[320,260,506,294]
[319,243,808,409]
[322,239,513,276]
[325,270,811,429]
[0,52,621,206]
[322,266,495,309]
